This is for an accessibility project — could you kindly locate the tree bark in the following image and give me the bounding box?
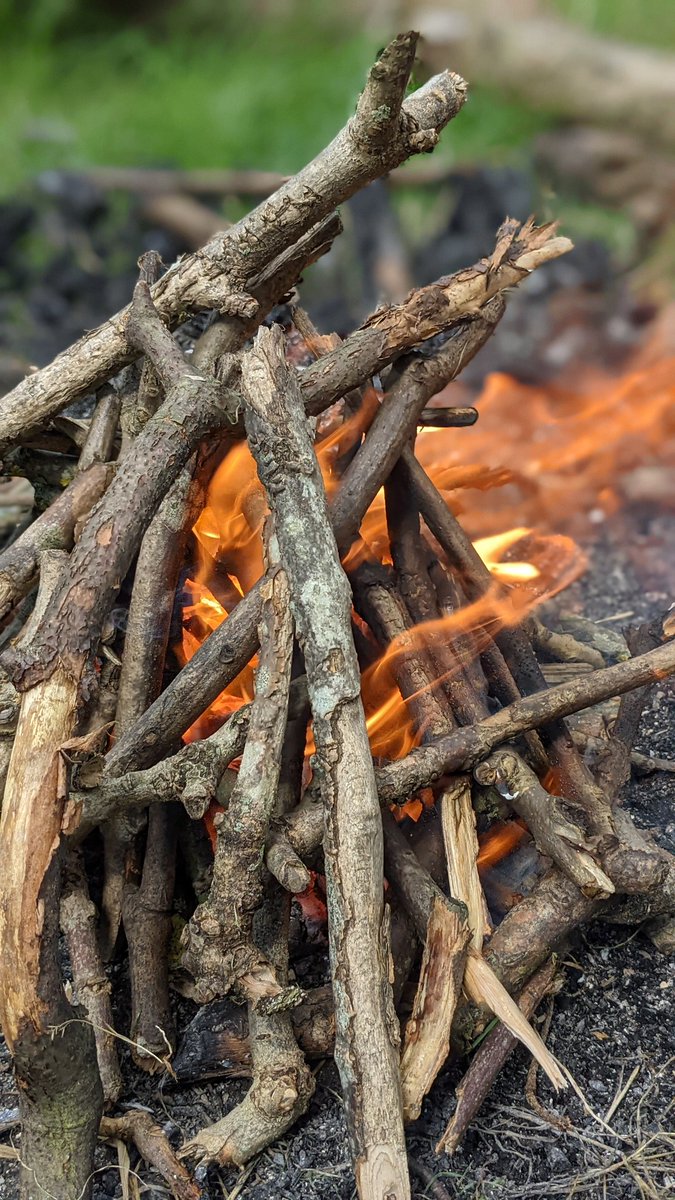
[243,325,410,1200]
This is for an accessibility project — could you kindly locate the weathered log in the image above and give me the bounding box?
[243,325,410,1200]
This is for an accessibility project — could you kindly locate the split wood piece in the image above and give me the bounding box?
[436,957,559,1154]
[1,282,237,696]
[395,446,619,855]
[108,300,505,777]
[60,855,123,1105]
[441,778,491,950]
[77,386,121,471]
[375,635,675,804]
[473,750,615,898]
[243,325,409,1200]
[0,33,466,449]
[381,811,565,1089]
[119,252,165,448]
[181,873,315,1168]
[182,556,297,1005]
[99,1110,199,1200]
[400,894,470,1121]
[0,552,104,1200]
[121,803,178,1070]
[0,461,113,625]
[100,460,204,960]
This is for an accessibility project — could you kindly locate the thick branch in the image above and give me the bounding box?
[243,325,409,1200]
[473,750,615,897]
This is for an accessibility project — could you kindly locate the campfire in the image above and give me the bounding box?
[0,30,674,1200]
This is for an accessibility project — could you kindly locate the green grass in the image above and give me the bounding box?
[0,1,672,245]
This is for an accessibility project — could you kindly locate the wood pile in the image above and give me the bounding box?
[0,32,674,1200]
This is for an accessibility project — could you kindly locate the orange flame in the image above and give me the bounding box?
[178,319,675,779]
[477,820,528,869]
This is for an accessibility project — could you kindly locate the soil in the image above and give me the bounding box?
[0,175,673,1200]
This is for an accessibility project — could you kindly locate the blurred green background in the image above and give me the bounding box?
[1,0,673,188]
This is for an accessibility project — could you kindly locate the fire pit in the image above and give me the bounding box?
[0,30,673,1200]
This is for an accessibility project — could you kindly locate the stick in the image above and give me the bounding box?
[77,386,121,470]
[60,855,123,1105]
[0,462,113,625]
[0,34,465,449]
[242,325,409,1200]
[74,705,251,829]
[182,551,297,1005]
[99,461,203,959]
[375,636,675,803]
[99,1111,199,1200]
[473,750,615,898]
[436,958,559,1154]
[121,803,178,1070]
